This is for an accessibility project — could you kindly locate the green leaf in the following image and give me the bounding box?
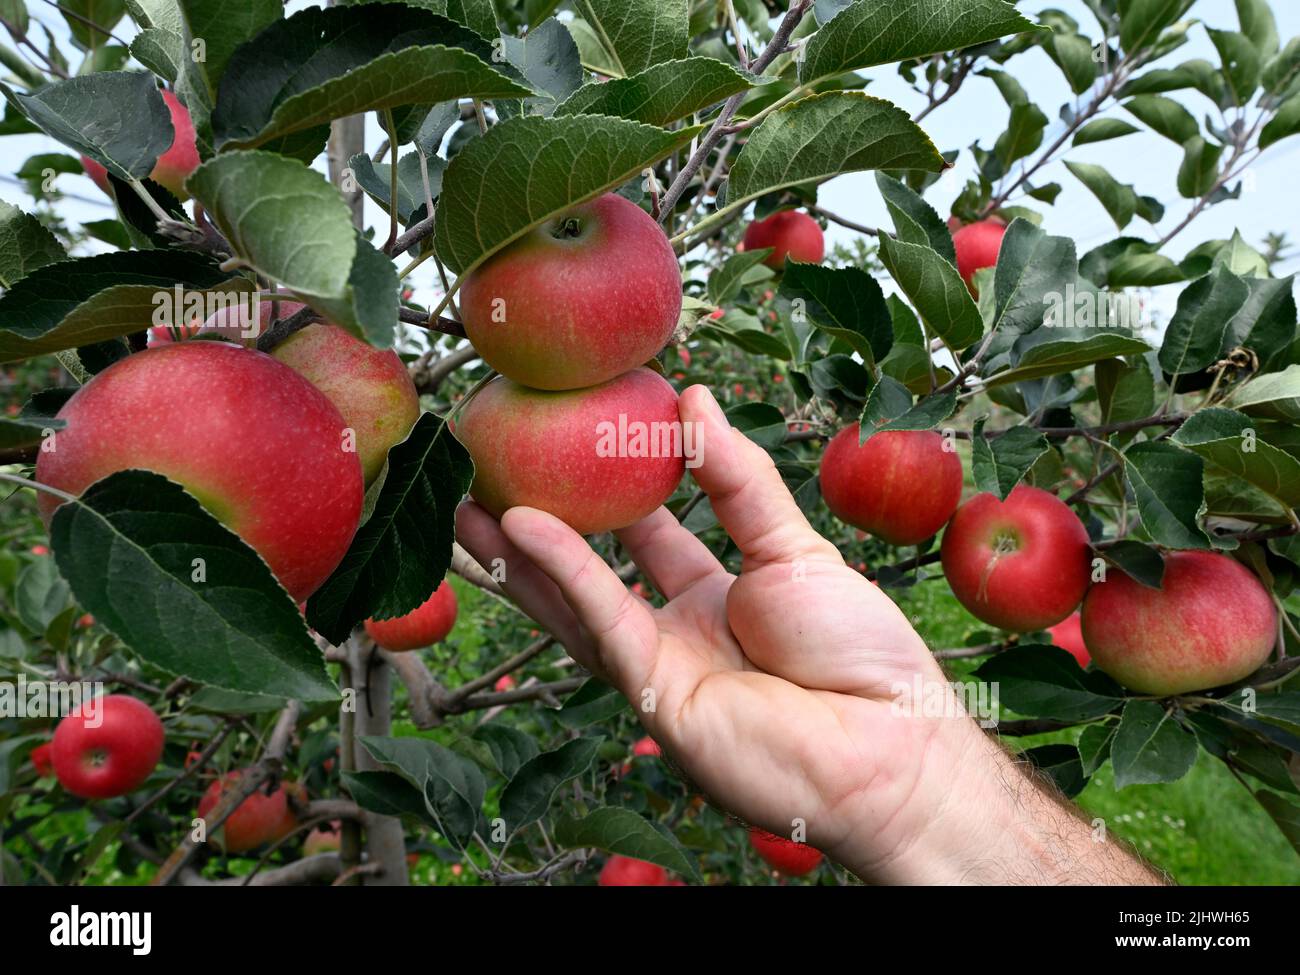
[1022,743,1087,797]
[1099,540,1167,588]
[555,57,758,127]
[1158,265,1250,377]
[991,219,1080,335]
[467,724,540,779]
[555,806,699,883]
[0,251,240,364]
[1207,29,1262,105]
[555,678,629,728]
[499,736,601,831]
[211,4,530,154]
[707,249,773,306]
[994,101,1048,168]
[721,92,945,223]
[0,408,62,450]
[971,419,1051,499]
[727,402,791,449]
[1047,32,1098,94]
[777,263,893,368]
[1262,37,1300,96]
[1234,0,1279,57]
[342,770,440,827]
[1123,93,1199,143]
[1176,136,1224,198]
[974,645,1126,721]
[1096,356,1156,434]
[877,235,982,351]
[359,735,484,845]
[349,151,441,227]
[177,0,280,104]
[1255,791,1300,856]
[14,557,70,635]
[129,28,181,83]
[1072,117,1141,145]
[307,414,473,646]
[50,471,338,702]
[1123,440,1211,548]
[1111,701,1198,788]
[1,72,171,182]
[572,0,688,77]
[1078,721,1117,775]
[1260,93,1300,150]
[304,234,400,349]
[498,17,582,117]
[861,375,956,437]
[1172,407,1300,508]
[1118,0,1196,57]
[60,0,127,50]
[433,114,696,275]
[874,172,954,263]
[1212,229,1270,278]
[0,200,65,288]
[1227,363,1300,423]
[799,0,1040,87]
[1065,161,1137,230]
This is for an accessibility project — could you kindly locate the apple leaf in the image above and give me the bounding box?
[1159,266,1251,379]
[778,262,893,369]
[1072,118,1141,145]
[0,410,62,450]
[0,251,242,364]
[572,0,688,77]
[465,724,541,779]
[433,113,698,276]
[341,770,441,828]
[991,219,1080,336]
[1097,539,1167,589]
[1123,93,1199,144]
[554,806,700,883]
[1123,440,1212,549]
[971,418,1051,500]
[1077,721,1117,775]
[358,735,484,845]
[50,470,338,703]
[498,17,583,118]
[877,235,983,351]
[555,679,629,729]
[1172,407,1300,508]
[307,414,473,646]
[799,0,1040,87]
[1255,790,1300,856]
[300,234,400,349]
[1021,743,1087,798]
[974,645,1126,721]
[706,249,773,306]
[1177,136,1224,199]
[1224,276,1298,372]
[555,57,761,127]
[860,374,957,440]
[1226,364,1300,424]
[499,736,602,832]
[0,71,172,182]
[0,201,66,288]
[1065,161,1138,230]
[14,557,70,636]
[1111,701,1198,789]
[875,172,955,263]
[1118,0,1196,56]
[348,151,442,227]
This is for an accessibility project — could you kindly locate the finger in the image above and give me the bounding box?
[500,506,660,694]
[680,384,841,568]
[455,501,587,659]
[615,506,727,600]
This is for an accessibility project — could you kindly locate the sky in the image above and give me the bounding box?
[3,0,1298,324]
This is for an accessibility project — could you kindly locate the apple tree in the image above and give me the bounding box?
[1,0,1299,886]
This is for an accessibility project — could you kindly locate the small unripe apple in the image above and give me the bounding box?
[598,855,669,886]
[951,220,1006,292]
[456,368,686,535]
[364,581,458,651]
[36,342,363,603]
[819,426,963,546]
[940,485,1091,631]
[1082,551,1276,695]
[461,193,682,391]
[197,773,305,854]
[79,91,199,200]
[271,323,421,485]
[748,827,823,876]
[741,210,825,269]
[1047,612,1091,668]
[50,695,164,799]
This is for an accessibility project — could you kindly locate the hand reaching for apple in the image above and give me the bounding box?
[457,386,1162,885]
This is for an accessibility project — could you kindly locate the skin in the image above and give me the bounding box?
[952,220,1006,292]
[35,342,363,603]
[1047,613,1091,668]
[940,485,1092,632]
[364,581,458,652]
[749,827,823,876]
[1082,551,1276,695]
[197,774,303,854]
[79,92,199,200]
[271,323,421,485]
[457,387,1161,884]
[819,427,963,546]
[50,695,164,799]
[455,368,685,536]
[742,210,825,269]
[461,194,682,391]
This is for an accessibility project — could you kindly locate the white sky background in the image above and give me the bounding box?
[3,0,1298,341]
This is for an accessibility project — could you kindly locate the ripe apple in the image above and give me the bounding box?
[748,827,823,876]
[940,484,1091,631]
[50,695,164,799]
[1082,551,1277,695]
[270,323,421,485]
[951,220,1006,292]
[79,91,199,200]
[455,367,685,535]
[35,342,363,603]
[198,773,304,854]
[147,322,203,346]
[631,736,662,758]
[198,297,306,346]
[1047,612,1091,668]
[364,580,458,651]
[819,426,963,546]
[303,823,341,857]
[494,674,517,692]
[598,855,670,886]
[460,193,681,391]
[31,742,54,778]
[742,210,825,269]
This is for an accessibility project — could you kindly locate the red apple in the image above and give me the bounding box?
[455,367,685,535]
[819,426,963,546]
[200,297,306,346]
[198,773,304,854]
[460,193,681,391]
[493,674,517,692]
[79,91,198,199]
[303,822,341,856]
[271,324,421,485]
[35,342,363,603]
[50,695,164,799]
[940,485,1091,631]
[741,210,825,270]
[364,581,458,651]
[748,827,823,876]
[147,322,202,346]
[31,742,54,778]
[1047,612,1091,668]
[952,220,1006,292]
[598,855,669,886]
[631,736,662,758]
[1082,551,1276,695]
